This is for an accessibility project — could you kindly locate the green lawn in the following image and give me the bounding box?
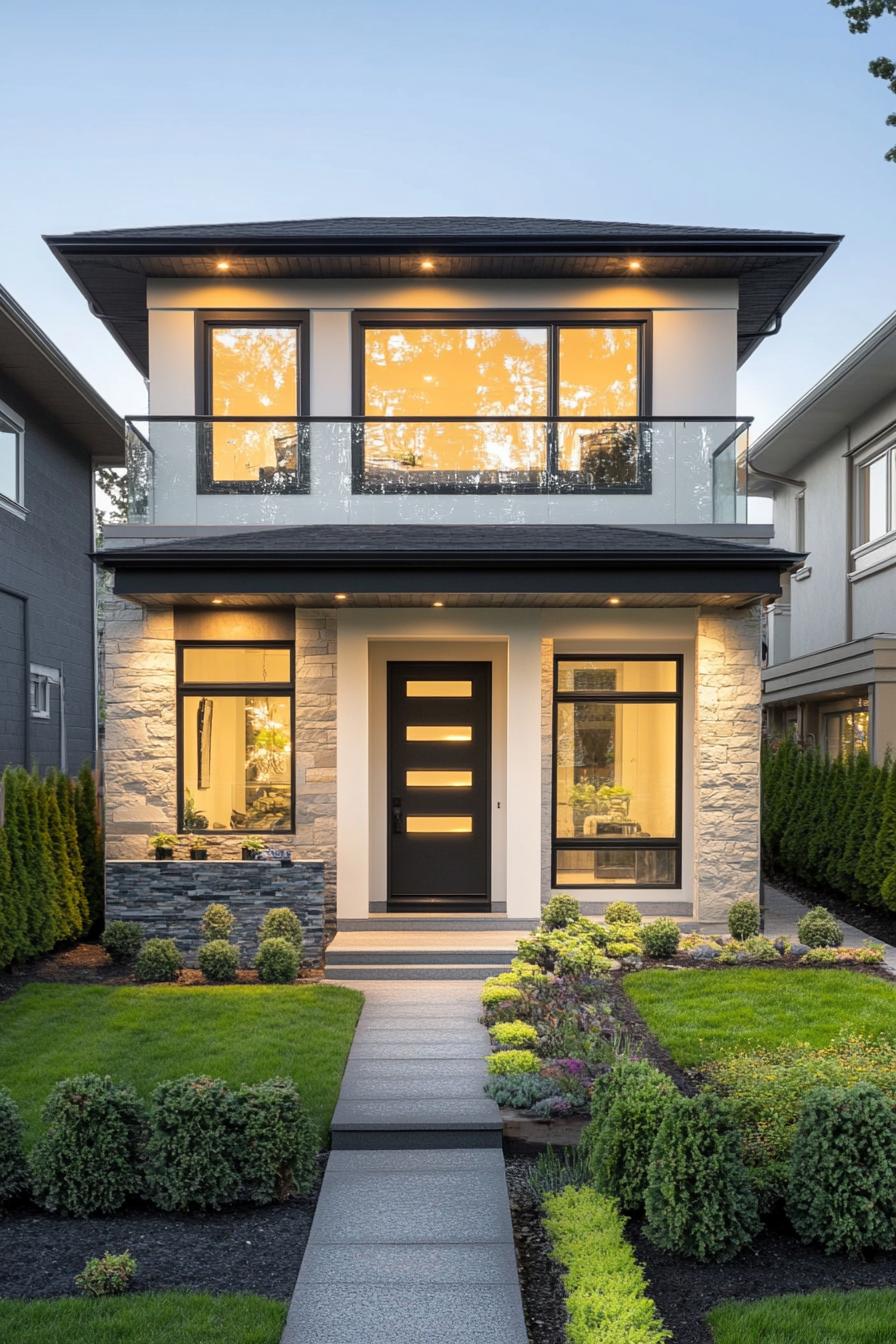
[0,982,362,1145]
[624,968,896,1067]
[710,1289,896,1343]
[0,1292,286,1343]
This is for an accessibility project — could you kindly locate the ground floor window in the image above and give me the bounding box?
[552,654,682,887]
[822,704,869,759]
[177,642,294,832]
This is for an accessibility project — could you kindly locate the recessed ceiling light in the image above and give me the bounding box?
[627,259,642,271]
[432,600,444,607]
[335,593,348,601]
[420,258,435,271]
[215,259,231,272]
[211,598,223,605]
[607,597,622,605]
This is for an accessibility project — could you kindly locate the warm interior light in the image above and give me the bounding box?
[627,259,642,271]
[607,597,622,605]
[211,598,224,605]
[432,600,444,607]
[420,258,435,271]
[215,259,231,272]
[335,593,348,601]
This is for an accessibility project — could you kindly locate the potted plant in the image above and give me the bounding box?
[148,832,179,861]
[187,834,208,860]
[241,836,266,862]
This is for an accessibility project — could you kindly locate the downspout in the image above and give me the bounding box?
[0,584,30,768]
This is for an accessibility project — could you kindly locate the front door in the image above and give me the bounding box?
[387,661,491,910]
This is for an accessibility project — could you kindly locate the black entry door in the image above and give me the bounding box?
[387,661,491,910]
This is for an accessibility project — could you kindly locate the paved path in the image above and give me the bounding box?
[764,882,896,971]
[281,979,527,1344]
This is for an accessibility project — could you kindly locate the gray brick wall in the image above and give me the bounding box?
[105,859,325,965]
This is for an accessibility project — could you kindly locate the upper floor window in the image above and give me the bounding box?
[197,311,309,494]
[856,443,896,546]
[30,667,54,719]
[0,399,24,508]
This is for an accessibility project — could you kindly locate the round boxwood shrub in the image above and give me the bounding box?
[489,1020,539,1051]
[75,1250,137,1297]
[583,1061,678,1213]
[237,1077,317,1202]
[258,907,304,957]
[101,920,144,963]
[481,984,524,1011]
[201,903,234,942]
[255,936,299,984]
[797,906,843,949]
[644,1091,760,1262]
[787,1082,896,1254]
[604,901,642,927]
[135,937,183,983]
[198,939,240,983]
[0,1085,27,1203]
[801,946,839,965]
[541,893,581,930]
[486,1049,540,1076]
[30,1074,146,1216]
[145,1075,242,1211]
[727,898,760,941]
[641,918,681,959]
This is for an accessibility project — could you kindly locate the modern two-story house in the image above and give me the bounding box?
[0,281,123,776]
[755,311,896,761]
[46,217,837,936]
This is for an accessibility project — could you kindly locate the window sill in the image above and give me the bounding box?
[0,492,28,521]
[850,531,896,581]
[792,565,812,581]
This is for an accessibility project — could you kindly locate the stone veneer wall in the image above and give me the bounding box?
[694,604,762,921]
[105,860,324,965]
[102,596,338,940]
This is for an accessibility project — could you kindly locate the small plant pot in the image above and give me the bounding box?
[189,847,208,861]
[242,847,261,861]
[153,847,174,861]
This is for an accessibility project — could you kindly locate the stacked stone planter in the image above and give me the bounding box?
[105,860,325,966]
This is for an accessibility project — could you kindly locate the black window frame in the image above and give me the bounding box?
[194,310,311,497]
[551,652,683,890]
[351,309,652,495]
[176,640,296,835]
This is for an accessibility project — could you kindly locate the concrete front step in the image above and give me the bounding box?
[325,961,510,980]
[337,917,536,931]
[327,947,514,966]
[330,1098,504,1149]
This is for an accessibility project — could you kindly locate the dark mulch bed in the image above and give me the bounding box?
[770,873,896,948]
[0,1165,322,1300]
[505,1155,567,1344]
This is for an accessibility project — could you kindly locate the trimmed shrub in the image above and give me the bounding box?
[543,1186,669,1344]
[606,940,642,959]
[801,946,839,966]
[255,936,299,984]
[644,1092,760,1262]
[486,1049,541,1076]
[258,907,304,956]
[237,1077,317,1202]
[0,1086,27,1203]
[542,893,582,930]
[101,920,144,962]
[145,1075,242,1212]
[135,938,183,982]
[198,939,240,983]
[30,1075,145,1216]
[75,1251,137,1297]
[484,1073,555,1109]
[718,934,780,964]
[848,942,886,965]
[480,983,524,1010]
[641,919,680,959]
[489,1020,539,1051]
[201,903,234,941]
[787,1082,896,1254]
[727,899,760,941]
[604,901,642,927]
[583,1061,678,1213]
[797,906,843,948]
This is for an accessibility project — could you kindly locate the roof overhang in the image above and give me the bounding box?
[0,282,123,462]
[44,218,841,376]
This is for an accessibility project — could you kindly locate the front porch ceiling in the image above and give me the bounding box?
[119,590,765,610]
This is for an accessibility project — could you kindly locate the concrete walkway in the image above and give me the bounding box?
[282,979,527,1344]
[763,882,896,971]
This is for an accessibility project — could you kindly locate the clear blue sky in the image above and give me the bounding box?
[2,0,894,433]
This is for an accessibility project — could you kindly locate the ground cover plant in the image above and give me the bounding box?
[0,1292,287,1344]
[0,982,362,1145]
[624,968,896,1066]
[709,1288,896,1344]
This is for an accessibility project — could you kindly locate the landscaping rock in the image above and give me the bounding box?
[690,945,721,961]
[790,944,811,958]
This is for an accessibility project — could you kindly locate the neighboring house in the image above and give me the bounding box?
[752,313,896,762]
[0,282,123,775]
[46,216,838,930]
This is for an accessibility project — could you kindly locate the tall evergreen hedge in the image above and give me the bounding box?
[0,764,101,970]
[763,740,896,910]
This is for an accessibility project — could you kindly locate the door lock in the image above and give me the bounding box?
[391,796,403,835]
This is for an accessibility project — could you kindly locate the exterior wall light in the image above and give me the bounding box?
[211,598,223,605]
[627,260,642,271]
[432,600,444,607]
[420,259,435,271]
[215,260,231,272]
[335,593,348,601]
[607,597,622,605]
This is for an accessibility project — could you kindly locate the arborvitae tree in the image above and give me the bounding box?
[856,758,890,901]
[2,769,41,958]
[762,736,798,872]
[779,749,813,880]
[804,753,836,889]
[25,773,55,954]
[0,829,17,970]
[53,772,88,932]
[41,778,81,943]
[870,762,896,905]
[829,750,873,895]
[74,764,103,928]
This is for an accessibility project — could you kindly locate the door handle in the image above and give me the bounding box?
[391,796,403,835]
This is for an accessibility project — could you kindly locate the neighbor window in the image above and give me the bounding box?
[198,312,308,492]
[177,643,294,832]
[823,705,869,759]
[0,400,24,506]
[356,313,644,488]
[29,670,51,719]
[856,443,896,545]
[552,655,681,888]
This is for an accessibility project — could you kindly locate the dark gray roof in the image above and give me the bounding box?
[45,215,841,376]
[0,282,123,461]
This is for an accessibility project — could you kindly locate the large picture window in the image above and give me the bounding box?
[353,311,648,492]
[177,643,294,833]
[856,441,896,546]
[552,655,682,888]
[0,399,24,508]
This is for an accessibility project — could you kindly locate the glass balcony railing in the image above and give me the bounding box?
[124,416,750,527]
